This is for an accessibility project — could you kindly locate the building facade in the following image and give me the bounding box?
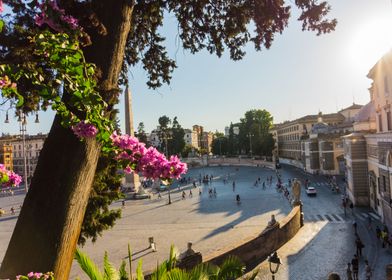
[0,143,13,171]
[274,106,360,174]
[184,129,199,149]
[0,134,46,184]
[364,50,392,224]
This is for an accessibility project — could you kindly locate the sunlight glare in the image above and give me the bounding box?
[349,18,392,73]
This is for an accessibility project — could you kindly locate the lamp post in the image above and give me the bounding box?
[163,130,172,204]
[248,133,253,158]
[20,114,28,193]
[268,251,281,280]
[4,110,39,193]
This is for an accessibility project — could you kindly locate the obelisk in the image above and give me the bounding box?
[124,85,140,192]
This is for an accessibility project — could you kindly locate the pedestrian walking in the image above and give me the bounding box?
[157,192,162,199]
[352,221,358,235]
[367,215,372,230]
[355,237,364,257]
[384,224,389,235]
[10,207,15,215]
[122,200,125,207]
[346,263,353,280]
[365,260,372,280]
[376,226,381,240]
[351,255,359,280]
[236,194,241,205]
[199,188,202,196]
[350,202,354,215]
[381,230,388,248]
[232,181,236,192]
[189,189,193,198]
[182,191,186,200]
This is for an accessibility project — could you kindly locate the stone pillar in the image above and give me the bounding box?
[124,85,140,192]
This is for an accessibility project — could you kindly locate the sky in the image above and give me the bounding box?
[1,0,392,135]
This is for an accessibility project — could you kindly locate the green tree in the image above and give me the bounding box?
[211,132,228,156]
[135,122,148,145]
[157,115,172,155]
[227,123,240,156]
[181,144,197,158]
[0,1,336,278]
[169,117,185,156]
[238,109,274,157]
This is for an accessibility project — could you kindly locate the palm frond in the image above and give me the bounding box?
[165,268,189,280]
[217,255,245,280]
[103,251,120,280]
[119,260,129,280]
[151,261,167,280]
[74,248,104,280]
[193,262,219,280]
[128,244,133,280]
[167,245,179,271]
[188,264,210,280]
[136,259,144,280]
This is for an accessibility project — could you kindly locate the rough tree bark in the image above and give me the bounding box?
[0,1,134,279]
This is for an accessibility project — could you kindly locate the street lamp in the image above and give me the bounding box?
[268,251,281,280]
[163,130,172,204]
[4,110,39,193]
[248,133,254,158]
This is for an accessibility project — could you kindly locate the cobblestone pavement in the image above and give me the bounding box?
[1,166,292,278]
[252,165,392,280]
[2,165,392,279]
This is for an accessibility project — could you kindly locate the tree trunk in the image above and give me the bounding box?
[0,1,134,279]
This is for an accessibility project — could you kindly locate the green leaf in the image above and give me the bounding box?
[103,251,120,280]
[136,260,144,280]
[119,260,129,280]
[74,248,104,280]
[0,20,4,32]
[128,244,133,280]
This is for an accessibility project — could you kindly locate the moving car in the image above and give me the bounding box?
[306,186,317,196]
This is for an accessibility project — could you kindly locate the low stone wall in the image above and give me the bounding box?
[203,205,302,271]
[144,206,302,279]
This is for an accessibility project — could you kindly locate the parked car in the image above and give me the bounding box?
[159,184,167,191]
[306,186,317,196]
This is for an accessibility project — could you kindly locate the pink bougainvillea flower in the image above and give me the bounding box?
[0,164,22,188]
[0,0,3,13]
[110,132,188,181]
[71,121,98,139]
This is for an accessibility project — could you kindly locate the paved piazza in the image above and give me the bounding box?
[3,165,386,279]
[0,166,293,278]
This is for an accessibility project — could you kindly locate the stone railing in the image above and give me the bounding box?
[182,157,275,169]
[144,205,303,279]
[202,205,302,271]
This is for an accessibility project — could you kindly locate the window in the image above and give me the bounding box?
[379,114,383,132]
[388,111,392,131]
[383,175,387,192]
[385,76,390,95]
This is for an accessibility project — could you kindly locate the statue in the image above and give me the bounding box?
[180,242,196,259]
[268,214,277,227]
[292,178,301,205]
